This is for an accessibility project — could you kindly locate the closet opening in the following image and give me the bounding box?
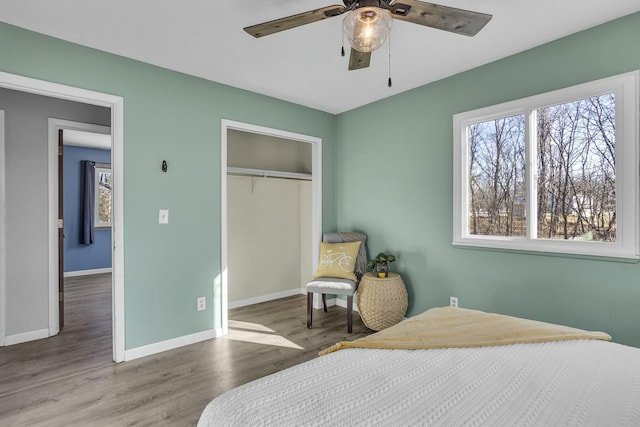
[220,120,322,335]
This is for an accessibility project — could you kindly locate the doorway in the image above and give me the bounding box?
[53,121,112,333]
[220,120,322,335]
[0,71,125,362]
[0,109,5,347]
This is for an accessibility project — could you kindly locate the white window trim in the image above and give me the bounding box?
[453,71,639,260]
[94,162,112,229]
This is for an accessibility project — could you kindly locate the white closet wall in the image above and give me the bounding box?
[299,181,313,289]
[227,130,312,307]
[227,176,311,303]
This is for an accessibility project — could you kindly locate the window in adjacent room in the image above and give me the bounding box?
[94,162,112,228]
[453,71,638,259]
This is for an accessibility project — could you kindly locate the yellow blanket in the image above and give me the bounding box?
[320,306,611,356]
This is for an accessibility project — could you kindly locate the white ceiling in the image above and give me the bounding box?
[63,129,111,150]
[1,1,639,114]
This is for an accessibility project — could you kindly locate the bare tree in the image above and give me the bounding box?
[470,93,616,242]
[536,94,616,241]
[469,115,525,236]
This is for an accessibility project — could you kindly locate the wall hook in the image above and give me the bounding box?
[162,160,168,172]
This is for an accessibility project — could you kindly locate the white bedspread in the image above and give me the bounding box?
[198,339,640,426]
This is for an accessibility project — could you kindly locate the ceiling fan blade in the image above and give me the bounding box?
[391,1,492,37]
[244,5,346,38]
[348,48,371,71]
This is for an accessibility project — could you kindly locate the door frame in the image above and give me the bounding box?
[0,71,125,362]
[49,120,112,334]
[0,109,5,346]
[220,119,322,335]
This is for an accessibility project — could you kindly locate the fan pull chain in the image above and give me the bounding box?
[388,33,392,87]
[341,30,345,57]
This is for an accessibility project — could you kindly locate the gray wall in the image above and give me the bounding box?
[1,87,110,337]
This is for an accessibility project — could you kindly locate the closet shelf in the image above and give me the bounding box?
[227,167,312,181]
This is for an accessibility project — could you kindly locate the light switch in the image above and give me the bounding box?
[159,209,169,224]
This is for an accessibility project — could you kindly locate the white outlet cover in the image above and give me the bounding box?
[197,297,206,311]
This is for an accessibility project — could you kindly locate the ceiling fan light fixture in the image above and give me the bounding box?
[343,7,393,53]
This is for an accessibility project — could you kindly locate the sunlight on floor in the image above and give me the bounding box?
[229,320,275,333]
[225,320,304,350]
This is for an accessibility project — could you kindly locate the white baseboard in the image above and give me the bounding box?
[312,294,360,312]
[229,288,304,309]
[123,290,356,360]
[4,328,49,346]
[64,267,112,277]
[313,295,335,310]
[124,328,221,361]
[335,295,360,312]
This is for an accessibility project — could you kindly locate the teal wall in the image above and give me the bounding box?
[0,22,337,349]
[2,12,638,350]
[336,13,640,347]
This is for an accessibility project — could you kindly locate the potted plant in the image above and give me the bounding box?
[368,252,396,278]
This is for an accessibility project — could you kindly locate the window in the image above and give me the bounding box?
[453,72,639,259]
[94,163,112,228]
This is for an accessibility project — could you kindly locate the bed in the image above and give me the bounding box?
[198,307,640,426]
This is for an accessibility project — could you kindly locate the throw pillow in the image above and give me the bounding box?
[313,241,361,281]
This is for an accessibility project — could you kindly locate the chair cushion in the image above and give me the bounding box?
[306,278,357,295]
[313,241,361,281]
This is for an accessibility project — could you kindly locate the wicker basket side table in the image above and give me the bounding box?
[357,272,408,331]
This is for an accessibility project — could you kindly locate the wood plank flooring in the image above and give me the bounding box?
[0,273,113,398]
[0,290,370,426]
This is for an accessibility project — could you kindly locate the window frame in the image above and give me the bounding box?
[94,162,112,229]
[453,71,639,260]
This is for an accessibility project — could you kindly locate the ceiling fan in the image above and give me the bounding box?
[244,0,492,71]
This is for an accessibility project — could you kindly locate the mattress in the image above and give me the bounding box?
[198,339,640,426]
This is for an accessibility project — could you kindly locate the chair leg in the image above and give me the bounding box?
[322,294,327,312]
[307,292,313,329]
[347,295,353,333]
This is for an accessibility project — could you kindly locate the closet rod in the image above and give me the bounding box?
[227,167,312,181]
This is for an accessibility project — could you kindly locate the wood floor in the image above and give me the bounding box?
[0,285,369,426]
[0,273,113,398]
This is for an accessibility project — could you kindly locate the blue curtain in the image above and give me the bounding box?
[81,160,95,245]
